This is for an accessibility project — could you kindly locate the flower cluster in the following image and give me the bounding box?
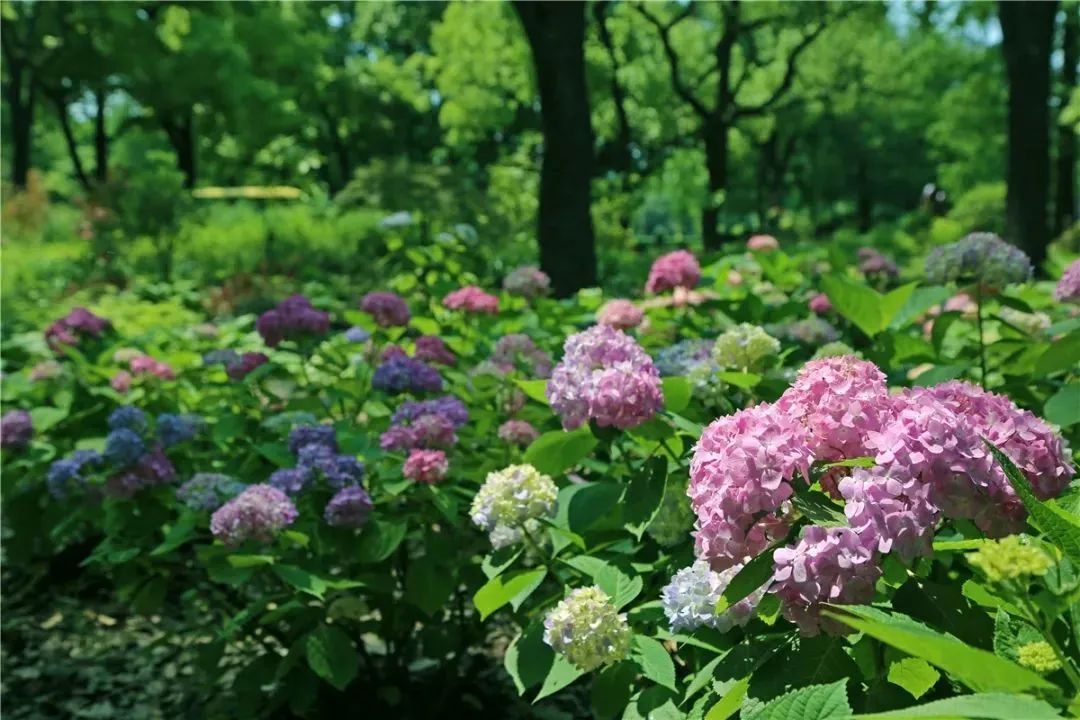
[653,339,714,377]
[177,473,246,511]
[268,424,365,495]
[29,360,62,382]
[547,324,664,430]
[924,232,1032,289]
[1,410,33,450]
[227,352,269,380]
[857,247,898,279]
[812,341,858,360]
[414,336,455,366]
[344,326,371,344]
[128,353,176,380]
[256,295,330,347]
[503,266,551,299]
[769,317,840,346]
[746,234,779,252]
[661,560,767,632]
[372,355,443,394]
[403,449,449,484]
[771,526,881,636]
[712,323,780,370]
[689,403,812,568]
[997,307,1050,336]
[543,587,631,671]
[470,464,557,548]
[487,334,553,379]
[211,484,298,545]
[158,413,202,447]
[596,299,643,330]
[1054,258,1080,302]
[104,447,177,499]
[324,486,374,529]
[47,450,102,498]
[443,286,499,314]
[381,395,468,452]
[808,292,833,314]
[645,250,701,294]
[498,419,539,447]
[838,468,940,562]
[360,291,410,327]
[1017,642,1061,674]
[45,307,110,351]
[967,535,1053,583]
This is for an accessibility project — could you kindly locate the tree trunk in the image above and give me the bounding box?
[4,59,35,189]
[94,87,108,184]
[1055,6,1077,235]
[1000,0,1058,270]
[702,119,728,250]
[162,111,196,189]
[594,0,633,174]
[514,1,598,296]
[51,92,90,190]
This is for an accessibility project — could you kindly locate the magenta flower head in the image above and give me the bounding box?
[838,467,940,563]
[546,324,664,431]
[808,292,832,314]
[403,448,449,484]
[414,336,456,366]
[503,266,551,299]
[746,234,779,252]
[210,484,298,546]
[689,402,813,570]
[498,419,539,446]
[45,307,109,351]
[858,247,899,279]
[226,352,269,380]
[646,250,701,294]
[772,525,881,636]
[1,410,33,450]
[256,295,330,348]
[1054,258,1080,302]
[360,291,411,327]
[444,285,499,314]
[597,299,643,330]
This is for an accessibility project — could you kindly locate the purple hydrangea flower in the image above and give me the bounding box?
[47,450,101,498]
[488,334,554,379]
[498,419,539,446]
[857,247,898,279]
[45,307,109,351]
[344,326,371,343]
[503,266,551,299]
[103,447,177,498]
[360,292,410,327]
[414,336,456,366]
[268,467,313,495]
[324,486,374,528]
[226,352,269,380]
[1,410,33,450]
[391,396,469,428]
[177,473,246,511]
[104,428,145,467]
[838,467,941,563]
[372,356,443,394]
[256,295,330,347]
[1054,258,1080,302]
[288,424,338,455]
[211,484,298,545]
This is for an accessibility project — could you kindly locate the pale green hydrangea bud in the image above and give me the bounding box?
[812,341,858,360]
[470,464,557,548]
[686,362,725,408]
[1017,641,1061,674]
[647,479,695,547]
[967,536,1053,583]
[543,586,632,671]
[712,324,780,370]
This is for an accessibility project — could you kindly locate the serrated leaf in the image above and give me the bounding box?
[356,519,408,563]
[592,661,637,720]
[850,693,1061,719]
[565,557,642,609]
[505,622,553,695]
[631,635,676,691]
[304,625,358,691]
[473,568,546,620]
[717,371,762,389]
[272,564,327,599]
[705,676,749,720]
[534,654,584,701]
[749,680,850,720]
[886,658,939,699]
[986,442,1080,566]
[823,275,885,337]
[823,605,1053,693]
[1034,329,1080,375]
[683,654,723,704]
[524,427,597,476]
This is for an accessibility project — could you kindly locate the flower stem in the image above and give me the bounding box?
[975,283,987,388]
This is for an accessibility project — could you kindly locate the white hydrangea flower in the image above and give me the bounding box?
[712,323,780,370]
[661,560,767,633]
[543,586,632,671]
[470,464,557,547]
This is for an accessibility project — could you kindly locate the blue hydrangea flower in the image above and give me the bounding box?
[47,450,102,498]
[324,486,374,528]
[288,425,338,455]
[268,467,313,495]
[177,473,246,511]
[345,326,371,343]
[371,356,443,394]
[157,413,202,447]
[104,428,145,467]
[203,349,240,367]
[108,406,147,434]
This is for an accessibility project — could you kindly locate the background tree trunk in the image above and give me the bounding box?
[1000,0,1058,270]
[702,119,729,249]
[94,87,109,184]
[4,61,35,189]
[1055,5,1077,235]
[162,111,197,189]
[514,0,598,297]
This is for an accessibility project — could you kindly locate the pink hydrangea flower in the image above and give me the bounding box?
[1054,258,1080,302]
[503,266,551,299]
[546,325,664,431]
[111,371,132,393]
[646,250,701,294]
[414,336,455,366]
[771,526,881,636]
[597,299,643,330]
[689,403,813,570]
[808,293,832,314]
[747,235,779,252]
[838,467,940,563]
[130,355,176,380]
[498,419,539,446]
[444,286,499,314]
[210,484,298,546]
[403,449,449,484]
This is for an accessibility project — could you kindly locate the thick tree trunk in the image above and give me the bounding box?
[1000,0,1057,270]
[94,88,108,184]
[162,111,196,189]
[4,61,35,189]
[702,119,728,251]
[1055,6,1077,235]
[514,1,598,296]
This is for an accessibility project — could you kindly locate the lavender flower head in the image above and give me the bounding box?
[344,326,372,343]
[268,467,313,495]
[360,291,411,327]
[661,560,767,632]
[256,295,330,347]
[444,286,499,314]
[211,484,297,545]
[838,467,941,563]
[47,449,101,498]
[177,473,246,511]
[103,448,177,498]
[157,413,202,447]
[226,352,269,380]
[1054,258,1080,302]
[503,266,551,299]
[498,419,539,447]
[297,444,365,489]
[288,424,338,454]
[372,355,443,394]
[391,396,469,428]
[1,410,33,450]
[45,307,109,351]
[488,334,553,378]
[653,339,714,377]
[924,232,1032,289]
[414,336,456,366]
[324,486,374,529]
[546,324,664,431]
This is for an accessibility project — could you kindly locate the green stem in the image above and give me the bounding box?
[975,283,987,388]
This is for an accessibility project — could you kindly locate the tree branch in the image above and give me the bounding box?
[735,21,828,119]
[635,3,710,117]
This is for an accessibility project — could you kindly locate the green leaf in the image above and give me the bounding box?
[149,512,199,556]
[272,564,327,599]
[931,539,987,552]
[226,554,275,568]
[911,365,966,386]
[564,557,642,609]
[822,605,1053,693]
[986,442,1080,565]
[592,661,637,720]
[566,481,624,533]
[356,519,408,563]
[822,276,888,337]
[1034,329,1080,375]
[515,379,549,405]
[886,658,939,699]
[404,553,456,616]
[303,625,358,691]
[1044,383,1080,428]
[792,485,848,526]
[255,442,293,467]
[851,693,1062,720]
[473,568,546,620]
[717,370,762,389]
[29,406,67,432]
[631,635,676,691]
[716,547,774,612]
[212,414,245,444]
[683,654,723,704]
[534,654,584,701]
[624,457,668,539]
[505,622,553,695]
[661,376,691,413]
[524,427,597,476]
[749,680,850,720]
[705,676,749,720]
